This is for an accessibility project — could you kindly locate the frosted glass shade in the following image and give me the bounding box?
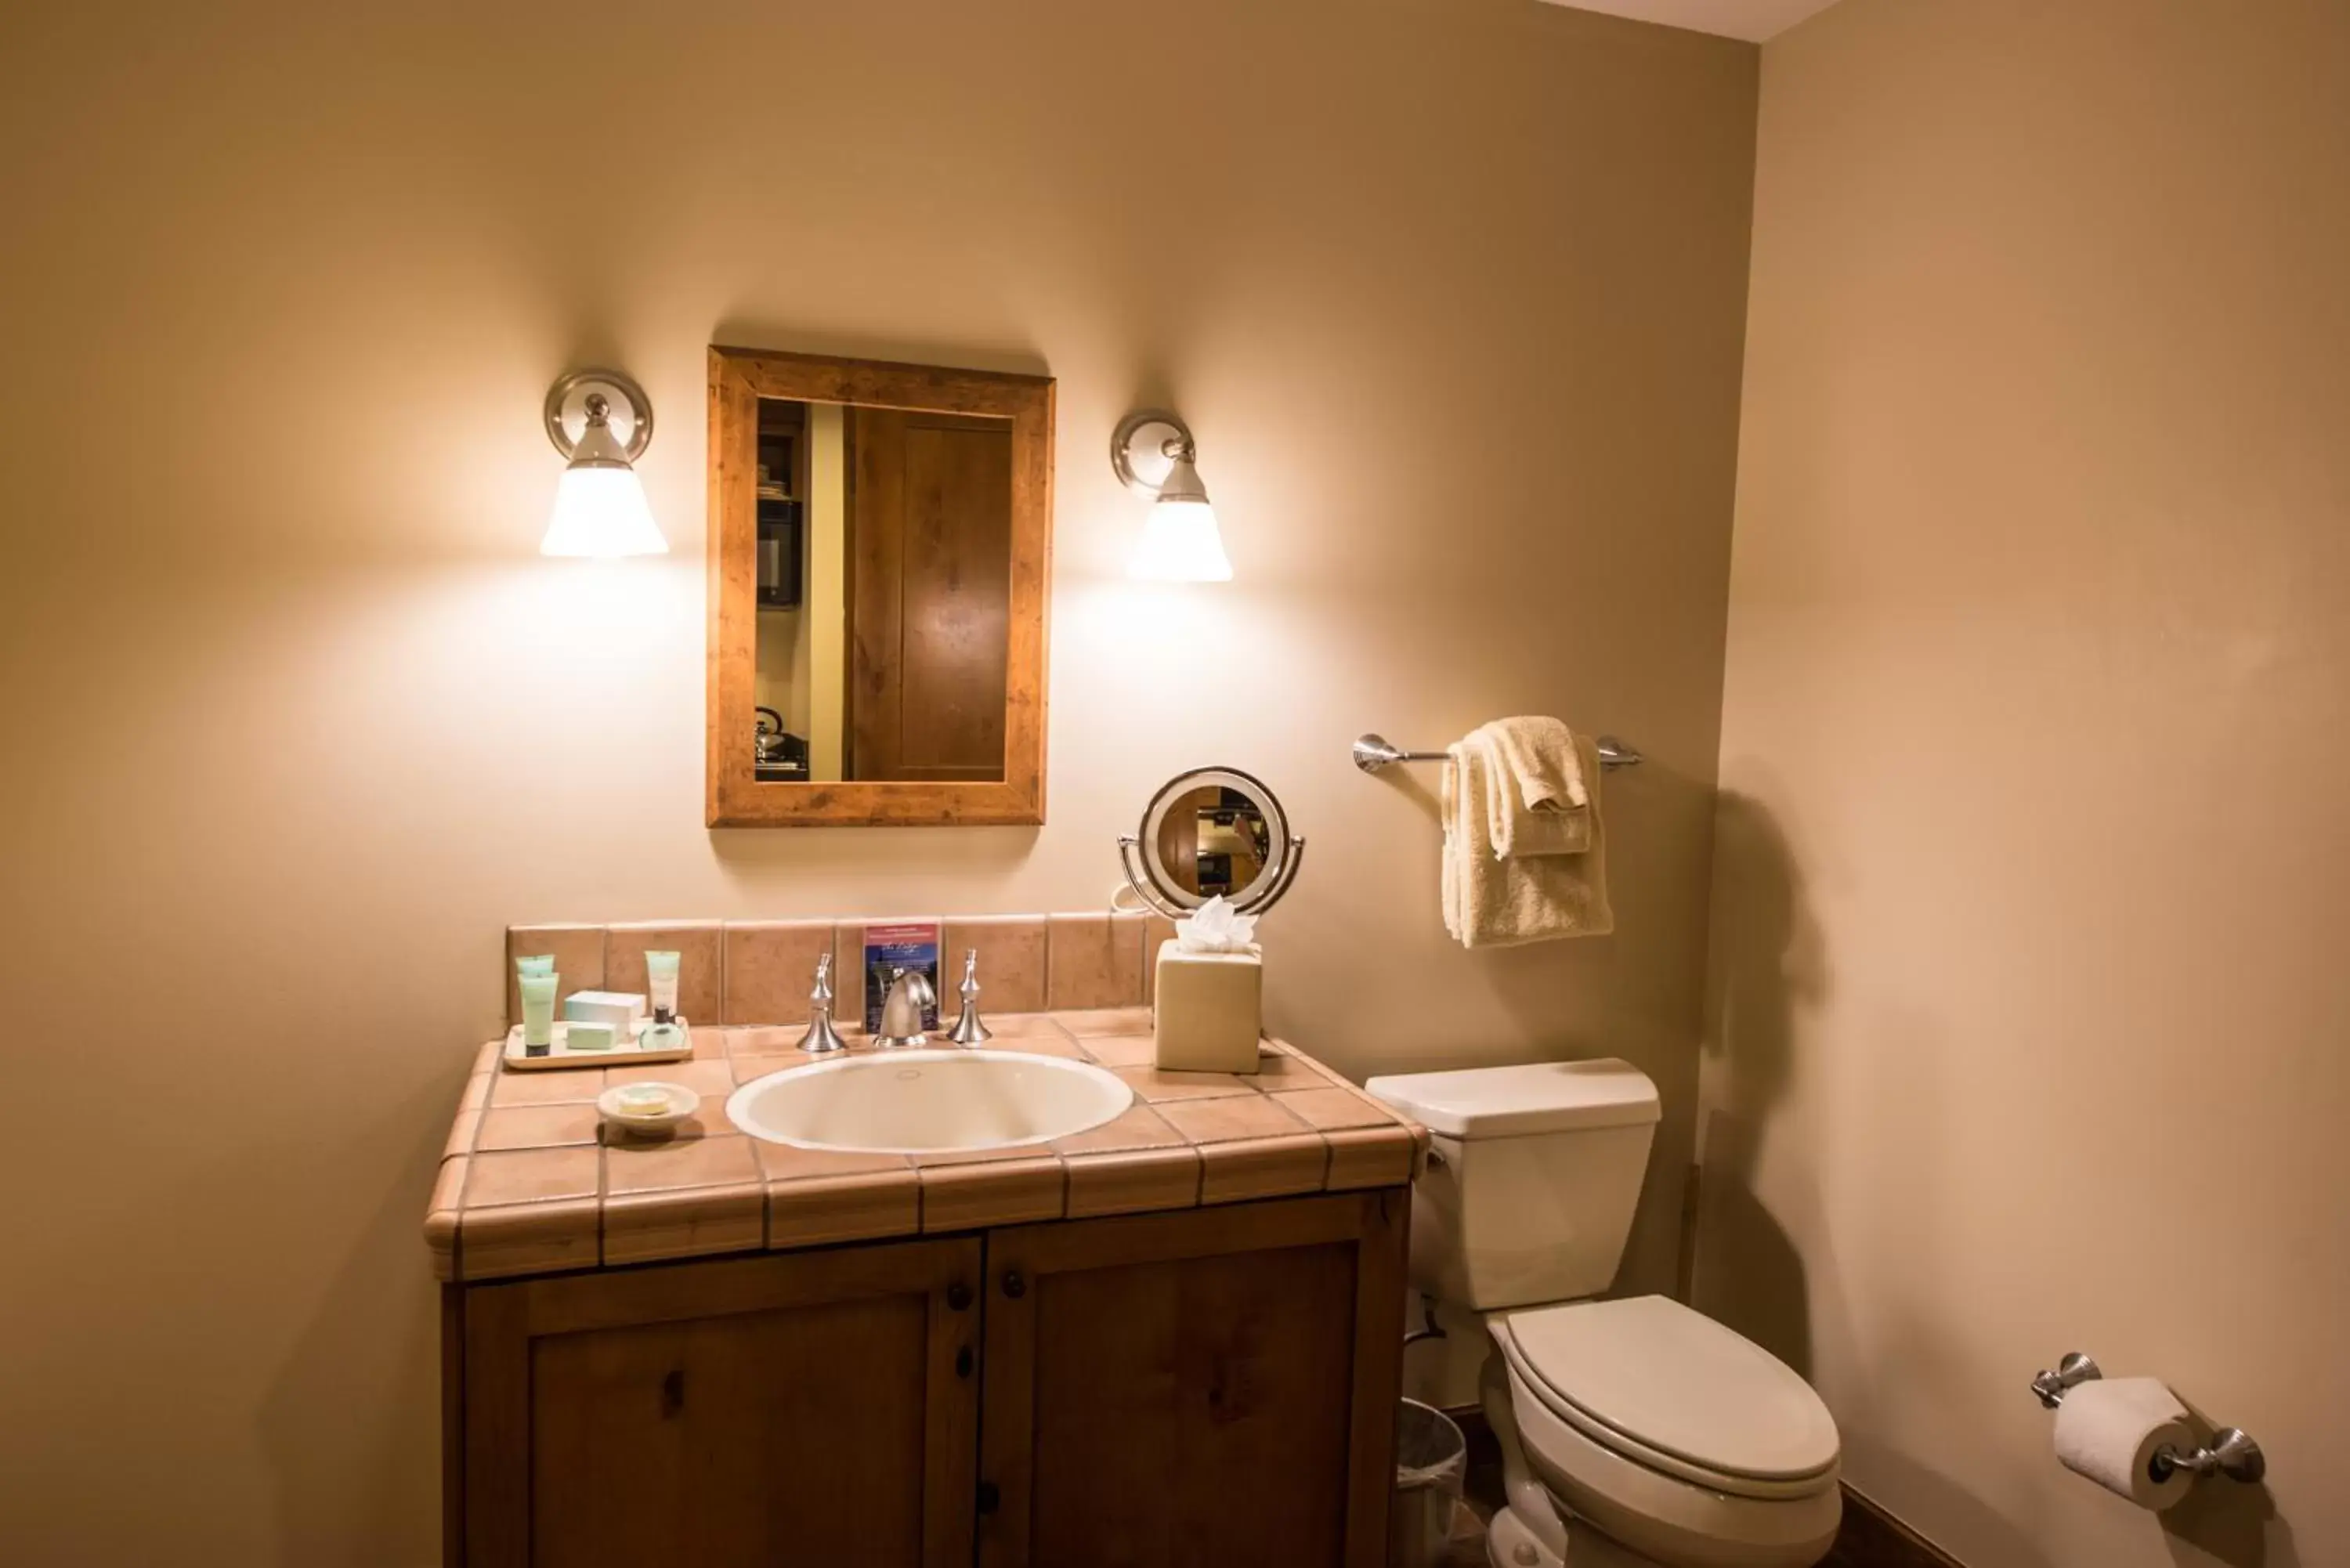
[541,464,667,558]
[1130,499,1233,583]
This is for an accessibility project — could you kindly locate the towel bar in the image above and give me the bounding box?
[1352,733,1643,774]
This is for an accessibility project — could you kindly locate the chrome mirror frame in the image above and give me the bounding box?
[1117,765,1304,920]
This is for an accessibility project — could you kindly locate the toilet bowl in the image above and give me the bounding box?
[1363,1061,1842,1568]
[1483,1296,1840,1568]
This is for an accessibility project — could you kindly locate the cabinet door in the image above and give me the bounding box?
[461,1239,982,1568]
[978,1191,1408,1568]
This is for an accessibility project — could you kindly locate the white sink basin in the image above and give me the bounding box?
[728,1049,1133,1155]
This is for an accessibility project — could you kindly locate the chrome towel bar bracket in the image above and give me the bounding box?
[1353,732,1643,774]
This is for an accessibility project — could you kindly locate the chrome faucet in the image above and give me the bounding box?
[876,966,935,1049]
[797,952,848,1054]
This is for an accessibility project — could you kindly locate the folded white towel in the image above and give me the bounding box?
[1476,716,1592,857]
[1442,730,1613,948]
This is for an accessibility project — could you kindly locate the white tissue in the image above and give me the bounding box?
[1174,894,1259,953]
[2053,1378,2196,1512]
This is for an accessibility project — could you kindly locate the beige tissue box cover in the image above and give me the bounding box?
[1153,943,1264,1073]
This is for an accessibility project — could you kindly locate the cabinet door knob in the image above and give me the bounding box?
[956,1345,974,1379]
[947,1281,972,1311]
[1001,1270,1026,1299]
[976,1481,1000,1516]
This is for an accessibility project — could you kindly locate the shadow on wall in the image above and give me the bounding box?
[2162,1443,2300,1568]
[1692,791,1820,1378]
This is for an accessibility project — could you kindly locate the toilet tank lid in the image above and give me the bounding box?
[1364,1059,1658,1139]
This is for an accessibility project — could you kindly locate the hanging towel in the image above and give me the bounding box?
[1476,716,1592,857]
[1441,729,1613,947]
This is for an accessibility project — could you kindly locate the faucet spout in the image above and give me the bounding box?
[876,967,936,1048]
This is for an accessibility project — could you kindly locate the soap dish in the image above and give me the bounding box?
[502,1018,693,1071]
[596,1081,701,1139]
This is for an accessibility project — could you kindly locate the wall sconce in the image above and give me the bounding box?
[541,369,667,558]
[1112,410,1232,582]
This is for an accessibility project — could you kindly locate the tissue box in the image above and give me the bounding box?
[563,990,646,1031]
[1152,942,1263,1074]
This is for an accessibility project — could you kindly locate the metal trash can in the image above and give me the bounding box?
[1389,1399,1467,1568]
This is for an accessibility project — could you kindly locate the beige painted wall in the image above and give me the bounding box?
[0,2,1755,1561]
[1701,2,2349,1566]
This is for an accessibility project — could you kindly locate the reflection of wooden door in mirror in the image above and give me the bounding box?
[848,410,1013,783]
[707,346,1052,828]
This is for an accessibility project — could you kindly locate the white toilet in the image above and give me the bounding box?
[1365,1060,1841,1568]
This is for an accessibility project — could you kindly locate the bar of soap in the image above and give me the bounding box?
[1153,943,1264,1074]
[563,991,646,1031]
[564,1021,617,1053]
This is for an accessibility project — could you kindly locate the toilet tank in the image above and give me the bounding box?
[1365,1060,1660,1311]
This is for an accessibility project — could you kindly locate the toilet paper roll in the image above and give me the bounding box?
[2053,1378,2196,1512]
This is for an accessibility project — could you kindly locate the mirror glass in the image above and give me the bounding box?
[751,397,1014,784]
[1127,767,1300,915]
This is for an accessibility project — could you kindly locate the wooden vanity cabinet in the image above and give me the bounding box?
[446,1190,1407,1568]
[456,1238,982,1568]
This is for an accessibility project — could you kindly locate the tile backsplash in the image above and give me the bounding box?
[507,912,1177,1028]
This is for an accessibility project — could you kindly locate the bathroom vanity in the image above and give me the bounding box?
[426,1010,1423,1568]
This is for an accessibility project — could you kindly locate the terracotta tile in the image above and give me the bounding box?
[443,1100,483,1162]
[602,1059,736,1098]
[1065,1147,1202,1218]
[425,1156,467,1281]
[464,1145,600,1209]
[943,917,1049,1013]
[489,1067,603,1107]
[1076,1034,1158,1068]
[1198,1133,1329,1205]
[768,1169,921,1248]
[460,1195,599,1281]
[1324,1126,1416,1190]
[835,919,944,1032]
[725,1024,821,1057]
[756,1141,912,1183]
[471,1039,503,1075]
[722,920,835,1025]
[974,1031,1086,1060]
[1051,1104,1185,1157]
[1159,1094,1311,1144]
[604,1133,759,1195]
[1056,1005,1153,1038]
[920,1156,1065,1231]
[1247,1050,1334,1088]
[459,1071,492,1113]
[1271,1087,1399,1132]
[603,1183,765,1266]
[1111,1064,1253,1104]
[606,922,723,1026]
[1047,915,1147,1010]
[732,1050,823,1085]
[475,1102,599,1152]
[1141,915,1178,1003]
[507,925,605,1026]
[912,1140,1060,1168]
[974,1012,1072,1041]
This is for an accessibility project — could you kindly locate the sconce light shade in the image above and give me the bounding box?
[1113,410,1233,583]
[541,369,667,558]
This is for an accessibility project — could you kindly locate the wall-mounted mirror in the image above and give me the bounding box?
[707,347,1054,826]
[1118,768,1304,917]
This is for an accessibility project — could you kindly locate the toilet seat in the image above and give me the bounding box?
[1491,1296,1839,1502]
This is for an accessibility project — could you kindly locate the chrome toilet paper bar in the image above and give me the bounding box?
[2030,1351,2266,1484]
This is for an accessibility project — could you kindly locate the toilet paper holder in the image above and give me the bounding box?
[2030,1352,2267,1483]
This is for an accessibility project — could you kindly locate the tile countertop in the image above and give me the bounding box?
[425,1008,1428,1283]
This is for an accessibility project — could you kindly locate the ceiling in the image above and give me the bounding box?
[1538,0,1842,43]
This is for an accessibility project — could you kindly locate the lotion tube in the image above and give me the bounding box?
[643,951,682,1024]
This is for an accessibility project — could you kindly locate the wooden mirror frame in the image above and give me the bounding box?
[706,346,1054,828]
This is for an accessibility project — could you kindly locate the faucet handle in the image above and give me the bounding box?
[797,950,848,1054]
[948,948,992,1046]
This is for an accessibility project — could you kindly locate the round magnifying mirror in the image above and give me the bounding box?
[1119,767,1303,919]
